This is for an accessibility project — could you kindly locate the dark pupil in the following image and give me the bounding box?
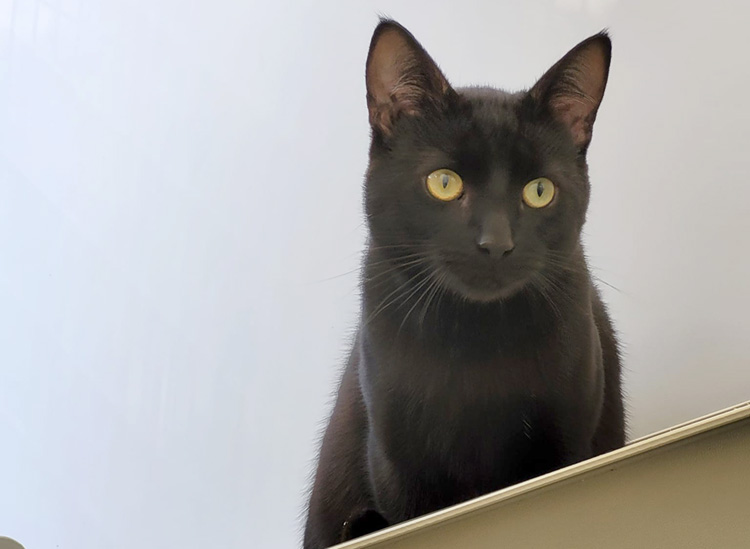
[442,174,450,189]
[536,181,544,197]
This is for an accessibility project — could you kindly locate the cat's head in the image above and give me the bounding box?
[364,20,610,303]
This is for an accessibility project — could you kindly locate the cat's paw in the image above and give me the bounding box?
[340,509,389,542]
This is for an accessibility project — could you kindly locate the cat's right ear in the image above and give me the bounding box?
[365,20,454,136]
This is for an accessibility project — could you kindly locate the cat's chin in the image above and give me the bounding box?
[443,272,530,303]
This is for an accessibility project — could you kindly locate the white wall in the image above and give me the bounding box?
[1,0,748,547]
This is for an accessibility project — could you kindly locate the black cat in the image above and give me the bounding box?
[304,19,625,548]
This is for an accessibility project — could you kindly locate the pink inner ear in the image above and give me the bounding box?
[365,27,451,134]
[366,30,420,132]
[367,30,410,107]
[549,94,596,147]
[546,43,609,148]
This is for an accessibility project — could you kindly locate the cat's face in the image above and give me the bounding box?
[364,21,610,303]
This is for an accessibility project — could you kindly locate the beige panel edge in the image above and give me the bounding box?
[333,400,750,548]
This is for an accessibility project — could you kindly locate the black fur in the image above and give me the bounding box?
[304,19,625,548]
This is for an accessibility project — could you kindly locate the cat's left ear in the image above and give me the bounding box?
[366,20,455,136]
[530,32,611,153]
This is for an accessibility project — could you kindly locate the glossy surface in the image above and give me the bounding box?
[522,178,555,208]
[426,169,464,201]
[335,402,750,548]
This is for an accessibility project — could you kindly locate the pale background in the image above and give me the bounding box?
[1,0,748,547]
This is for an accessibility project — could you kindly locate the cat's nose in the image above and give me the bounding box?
[477,213,514,256]
[476,234,515,256]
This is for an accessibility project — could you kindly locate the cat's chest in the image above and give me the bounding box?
[367,337,560,437]
[391,349,555,428]
[361,318,598,462]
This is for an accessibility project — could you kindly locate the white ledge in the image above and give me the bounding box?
[334,401,750,549]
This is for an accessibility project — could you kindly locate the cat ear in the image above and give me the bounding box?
[530,32,611,152]
[366,20,454,135]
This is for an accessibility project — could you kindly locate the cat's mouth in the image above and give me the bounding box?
[439,257,531,303]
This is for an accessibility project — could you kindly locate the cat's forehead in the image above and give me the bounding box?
[456,86,524,131]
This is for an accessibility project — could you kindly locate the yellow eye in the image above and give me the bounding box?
[426,169,463,201]
[522,178,556,208]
